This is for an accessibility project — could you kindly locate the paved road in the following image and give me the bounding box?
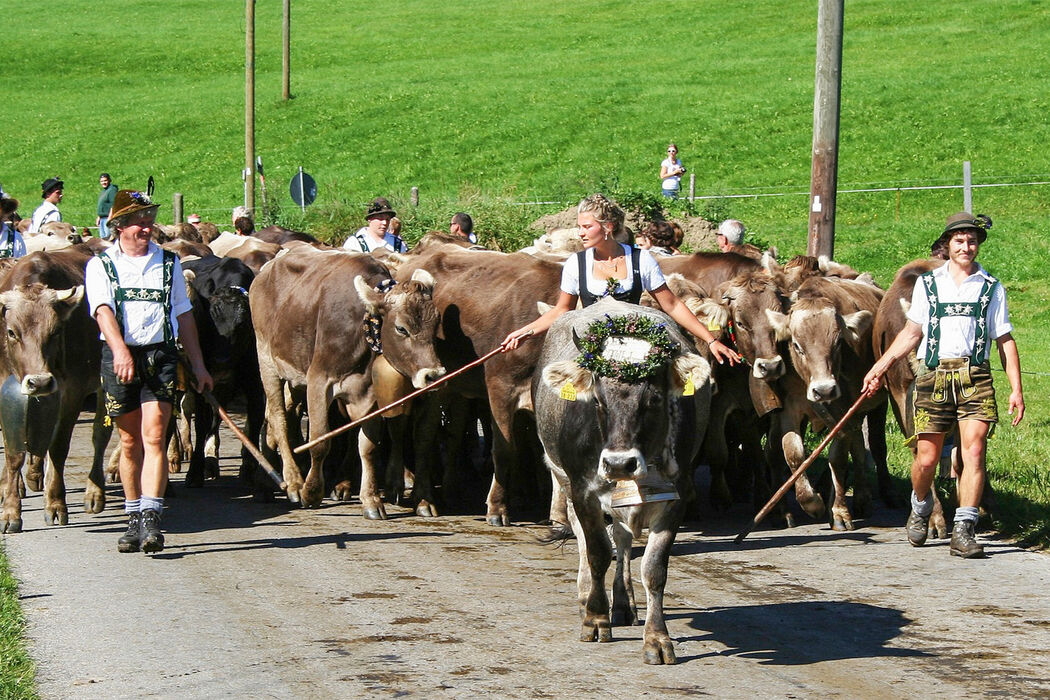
[4,413,1050,698]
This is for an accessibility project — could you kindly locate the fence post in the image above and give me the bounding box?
[410,187,419,207]
[689,173,695,202]
[963,161,973,213]
[895,188,900,222]
[173,192,184,225]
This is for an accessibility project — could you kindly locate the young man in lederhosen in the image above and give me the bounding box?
[85,190,213,554]
[863,212,1025,558]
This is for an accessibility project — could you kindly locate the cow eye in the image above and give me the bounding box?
[6,328,15,341]
[792,340,804,356]
[394,325,409,337]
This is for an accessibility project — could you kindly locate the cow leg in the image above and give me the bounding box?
[640,506,679,665]
[569,492,612,643]
[548,472,570,535]
[24,453,44,493]
[398,415,438,518]
[239,376,266,482]
[1,450,26,533]
[42,392,87,526]
[380,416,407,506]
[864,402,897,507]
[826,438,853,531]
[781,427,826,520]
[204,409,221,480]
[357,418,388,520]
[701,396,732,512]
[85,390,113,514]
[186,399,212,488]
[849,427,873,519]
[258,353,304,504]
[608,520,638,627]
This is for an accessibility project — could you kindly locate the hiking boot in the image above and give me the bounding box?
[140,509,165,554]
[905,509,930,547]
[950,520,985,559]
[117,512,142,553]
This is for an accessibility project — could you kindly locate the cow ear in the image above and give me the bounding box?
[385,252,407,271]
[541,360,594,399]
[697,298,728,332]
[52,286,85,320]
[670,352,711,394]
[0,290,19,315]
[761,251,780,273]
[410,268,435,294]
[353,275,384,313]
[898,298,911,315]
[840,310,873,352]
[536,301,553,315]
[766,308,791,341]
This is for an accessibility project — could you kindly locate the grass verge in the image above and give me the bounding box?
[0,542,36,699]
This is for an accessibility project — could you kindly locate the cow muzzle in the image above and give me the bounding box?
[752,355,785,380]
[21,373,57,397]
[598,448,647,481]
[412,366,446,390]
[807,379,840,403]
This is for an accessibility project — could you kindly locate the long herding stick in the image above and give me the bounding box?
[293,332,533,455]
[734,390,870,544]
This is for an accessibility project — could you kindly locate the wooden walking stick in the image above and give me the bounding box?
[293,332,534,455]
[735,390,871,544]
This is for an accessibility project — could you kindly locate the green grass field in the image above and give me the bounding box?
[2,2,1049,690]
[0,544,36,699]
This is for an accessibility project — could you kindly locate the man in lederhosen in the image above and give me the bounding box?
[863,212,1025,559]
[85,190,213,554]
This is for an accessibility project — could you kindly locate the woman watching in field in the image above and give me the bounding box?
[501,193,738,364]
[659,143,685,199]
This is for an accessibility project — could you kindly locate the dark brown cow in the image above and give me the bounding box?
[250,247,444,514]
[394,244,563,525]
[768,276,887,529]
[251,225,320,246]
[223,238,282,275]
[0,246,109,532]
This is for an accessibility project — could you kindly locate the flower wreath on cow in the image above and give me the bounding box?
[575,313,679,382]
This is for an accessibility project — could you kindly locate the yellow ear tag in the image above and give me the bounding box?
[683,378,695,396]
[706,319,721,333]
[560,381,577,401]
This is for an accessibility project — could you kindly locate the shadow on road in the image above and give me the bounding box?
[670,600,927,665]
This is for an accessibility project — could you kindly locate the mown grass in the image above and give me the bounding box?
[0,544,36,699]
[0,0,1046,536]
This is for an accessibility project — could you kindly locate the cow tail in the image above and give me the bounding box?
[536,521,575,546]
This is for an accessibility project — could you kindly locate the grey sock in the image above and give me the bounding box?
[140,496,164,513]
[911,490,934,517]
[954,506,979,524]
[124,498,140,515]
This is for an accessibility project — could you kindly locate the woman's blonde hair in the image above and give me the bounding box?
[577,193,625,238]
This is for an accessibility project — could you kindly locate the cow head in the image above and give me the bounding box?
[209,286,252,339]
[718,272,788,381]
[354,269,446,389]
[0,284,84,396]
[768,294,872,403]
[540,322,710,482]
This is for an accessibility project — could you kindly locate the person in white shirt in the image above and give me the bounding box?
[659,144,685,199]
[450,212,477,244]
[85,189,213,555]
[343,197,408,253]
[863,212,1024,559]
[30,177,63,233]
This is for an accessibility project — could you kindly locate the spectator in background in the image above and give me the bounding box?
[187,213,202,229]
[450,212,476,243]
[637,220,677,256]
[197,222,220,245]
[96,173,118,240]
[343,197,408,253]
[30,177,64,233]
[389,216,402,240]
[659,143,685,199]
[716,219,746,253]
[0,194,27,259]
[234,216,254,236]
[231,206,250,227]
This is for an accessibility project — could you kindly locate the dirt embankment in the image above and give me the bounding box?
[530,205,719,252]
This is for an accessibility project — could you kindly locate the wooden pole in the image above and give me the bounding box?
[807,0,844,260]
[245,0,256,215]
[689,173,696,202]
[410,186,419,207]
[173,193,183,225]
[282,0,291,101]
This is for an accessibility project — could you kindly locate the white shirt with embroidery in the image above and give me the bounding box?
[85,241,193,346]
[560,243,667,298]
[905,261,1012,360]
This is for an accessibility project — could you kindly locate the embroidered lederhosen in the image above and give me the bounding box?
[577,247,643,308]
[98,249,177,350]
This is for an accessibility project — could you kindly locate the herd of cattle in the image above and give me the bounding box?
[0,218,944,664]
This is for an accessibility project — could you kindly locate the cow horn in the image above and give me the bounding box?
[572,327,584,351]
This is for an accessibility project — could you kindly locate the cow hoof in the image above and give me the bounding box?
[415,501,439,518]
[799,494,826,520]
[204,457,220,481]
[332,481,353,502]
[580,619,612,643]
[44,507,68,526]
[1,517,22,534]
[362,506,388,521]
[168,460,182,474]
[24,473,43,493]
[486,514,510,527]
[83,490,106,514]
[931,515,948,540]
[643,636,677,665]
[610,607,638,627]
[784,512,796,529]
[285,489,301,505]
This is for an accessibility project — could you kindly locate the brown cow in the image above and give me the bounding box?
[394,244,563,525]
[768,276,888,529]
[656,251,761,297]
[252,225,319,246]
[250,247,444,515]
[0,246,110,532]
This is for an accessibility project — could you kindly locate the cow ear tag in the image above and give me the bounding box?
[706,319,721,333]
[683,378,695,396]
[560,381,577,401]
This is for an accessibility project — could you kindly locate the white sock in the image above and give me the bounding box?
[140,496,164,513]
[954,506,979,524]
[911,490,933,517]
[124,498,140,515]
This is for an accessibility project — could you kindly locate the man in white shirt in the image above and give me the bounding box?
[343,197,408,253]
[863,212,1024,559]
[85,189,213,555]
[30,177,63,233]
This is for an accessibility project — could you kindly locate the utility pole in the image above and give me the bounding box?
[807,0,843,259]
[245,0,256,214]
[282,0,291,100]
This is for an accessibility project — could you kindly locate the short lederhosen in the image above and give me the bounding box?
[101,343,179,416]
[912,357,998,436]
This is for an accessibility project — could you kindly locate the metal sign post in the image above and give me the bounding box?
[289,167,317,212]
